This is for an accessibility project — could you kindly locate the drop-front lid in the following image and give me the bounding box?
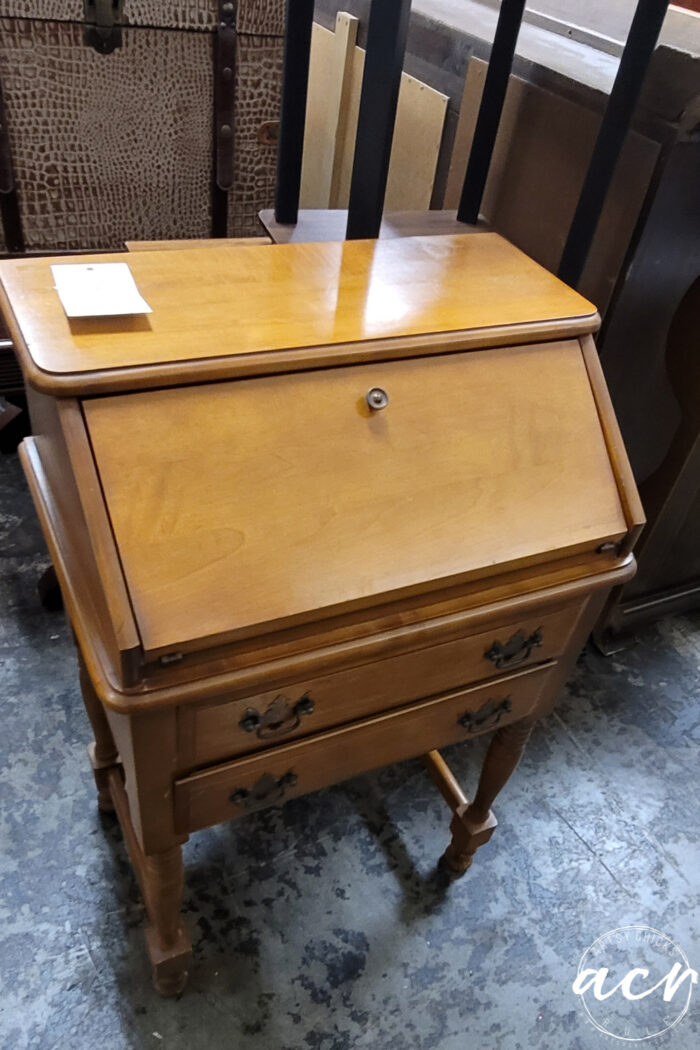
[0,233,599,394]
[82,339,629,658]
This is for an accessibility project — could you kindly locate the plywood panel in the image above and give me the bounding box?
[300,24,337,209]
[300,17,448,212]
[386,74,450,210]
[300,15,358,208]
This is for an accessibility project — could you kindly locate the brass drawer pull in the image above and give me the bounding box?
[458,697,512,733]
[229,770,298,809]
[239,693,315,739]
[484,627,543,669]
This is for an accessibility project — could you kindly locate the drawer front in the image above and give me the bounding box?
[174,662,553,834]
[184,601,583,767]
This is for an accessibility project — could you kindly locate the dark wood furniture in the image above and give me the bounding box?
[0,233,643,994]
[595,146,700,644]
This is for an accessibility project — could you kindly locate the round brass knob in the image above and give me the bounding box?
[366,387,389,411]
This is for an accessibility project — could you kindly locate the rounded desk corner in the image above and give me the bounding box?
[579,310,602,336]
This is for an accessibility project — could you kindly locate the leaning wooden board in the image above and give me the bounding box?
[300,14,449,211]
[0,0,284,251]
[0,233,644,995]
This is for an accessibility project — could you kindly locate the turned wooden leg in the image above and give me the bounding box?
[442,718,536,874]
[78,655,120,813]
[107,769,192,996]
[75,661,191,994]
[142,846,191,996]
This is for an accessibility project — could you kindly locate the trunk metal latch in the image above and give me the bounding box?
[83,0,125,54]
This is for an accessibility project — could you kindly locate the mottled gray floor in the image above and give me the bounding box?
[0,449,698,1050]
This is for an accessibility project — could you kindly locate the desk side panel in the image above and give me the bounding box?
[21,389,142,688]
[580,334,646,554]
[57,399,142,657]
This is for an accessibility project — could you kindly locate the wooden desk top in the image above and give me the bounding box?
[0,233,597,394]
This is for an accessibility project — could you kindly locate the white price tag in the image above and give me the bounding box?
[50,262,153,318]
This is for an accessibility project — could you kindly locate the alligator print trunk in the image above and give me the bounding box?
[0,1,284,251]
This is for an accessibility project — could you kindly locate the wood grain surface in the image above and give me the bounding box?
[186,599,582,767]
[174,662,553,833]
[0,234,597,380]
[83,340,626,654]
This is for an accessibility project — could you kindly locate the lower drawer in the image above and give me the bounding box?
[174,661,553,834]
[182,599,583,766]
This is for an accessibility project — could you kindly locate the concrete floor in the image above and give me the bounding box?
[1,448,698,1049]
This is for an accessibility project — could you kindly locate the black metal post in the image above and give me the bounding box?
[457,0,526,225]
[345,0,412,241]
[274,0,314,225]
[558,0,669,288]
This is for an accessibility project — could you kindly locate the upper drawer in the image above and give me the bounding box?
[82,340,626,659]
[183,598,584,768]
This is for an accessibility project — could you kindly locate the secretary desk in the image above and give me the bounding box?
[0,233,644,993]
